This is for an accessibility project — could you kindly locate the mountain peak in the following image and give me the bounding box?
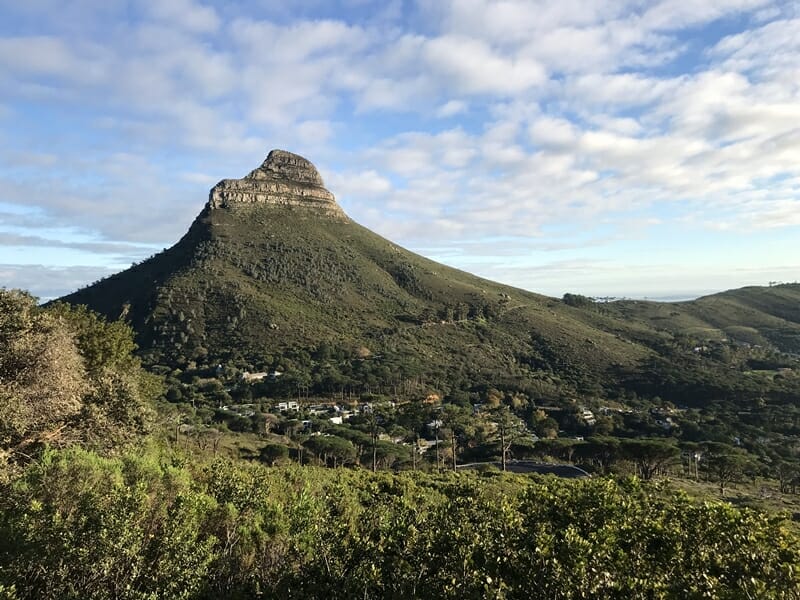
[255,149,326,186]
[208,149,346,219]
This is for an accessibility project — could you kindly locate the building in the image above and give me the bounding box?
[241,371,269,383]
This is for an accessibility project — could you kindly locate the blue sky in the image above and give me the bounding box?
[1,0,798,301]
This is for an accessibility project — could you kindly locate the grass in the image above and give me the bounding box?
[669,475,800,532]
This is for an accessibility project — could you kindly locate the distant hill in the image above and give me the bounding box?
[58,150,800,403]
[606,284,800,354]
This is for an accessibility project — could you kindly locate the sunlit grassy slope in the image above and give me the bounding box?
[606,284,800,353]
[59,200,800,393]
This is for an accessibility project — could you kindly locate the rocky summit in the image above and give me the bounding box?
[208,149,347,219]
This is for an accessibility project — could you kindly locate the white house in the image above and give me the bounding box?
[241,371,269,383]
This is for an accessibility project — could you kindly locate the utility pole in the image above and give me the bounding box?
[500,423,507,472]
[434,425,441,473]
[372,429,377,472]
[451,429,457,472]
[370,410,378,472]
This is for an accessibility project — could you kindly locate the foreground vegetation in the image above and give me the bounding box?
[3,286,800,598]
[0,290,158,477]
[2,449,799,600]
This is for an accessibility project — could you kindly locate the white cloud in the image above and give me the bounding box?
[710,17,800,84]
[0,36,109,84]
[639,0,770,31]
[1,0,798,299]
[422,0,631,45]
[0,264,119,301]
[566,73,680,108]
[143,0,221,33]
[435,99,468,118]
[327,169,393,206]
[528,116,578,150]
[180,171,218,185]
[423,35,546,94]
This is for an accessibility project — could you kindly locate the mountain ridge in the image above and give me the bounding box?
[58,150,800,403]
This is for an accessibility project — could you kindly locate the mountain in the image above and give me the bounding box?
[58,150,800,401]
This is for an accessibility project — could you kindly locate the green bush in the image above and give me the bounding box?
[1,449,798,599]
[0,449,216,600]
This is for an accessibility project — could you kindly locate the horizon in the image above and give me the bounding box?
[1,1,798,300]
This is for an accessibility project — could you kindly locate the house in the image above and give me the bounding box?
[655,417,675,430]
[221,404,255,417]
[416,439,437,454]
[329,416,343,425]
[241,371,269,383]
[277,401,299,411]
[423,393,441,405]
[579,408,596,426]
[427,419,443,432]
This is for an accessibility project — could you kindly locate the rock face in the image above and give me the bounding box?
[208,149,346,219]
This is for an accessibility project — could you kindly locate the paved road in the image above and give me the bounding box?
[456,461,590,478]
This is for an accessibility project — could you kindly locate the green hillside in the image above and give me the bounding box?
[61,201,655,392]
[606,284,800,353]
[58,151,800,407]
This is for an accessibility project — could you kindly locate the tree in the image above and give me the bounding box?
[362,403,394,471]
[440,404,477,471]
[262,413,281,435]
[702,443,755,497]
[373,440,410,469]
[1,291,87,464]
[331,426,372,467]
[534,438,583,463]
[529,409,559,438]
[577,436,622,474]
[774,460,800,494]
[77,368,157,451]
[621,439,680,480]
[47,302,138,375]
[303,436,356,468]
[327,436,357,467]
[1,290,158,473]
[486,405,527,471]
[282,419,305,438]
[259,443,290,466]
[562,293,594,308]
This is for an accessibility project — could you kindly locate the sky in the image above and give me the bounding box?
[0,0,798,302]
